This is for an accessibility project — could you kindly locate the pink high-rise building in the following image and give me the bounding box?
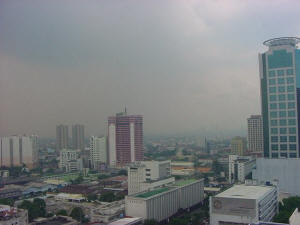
[108,111,143,167]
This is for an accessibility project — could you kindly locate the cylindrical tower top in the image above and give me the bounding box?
[263,37,300,47]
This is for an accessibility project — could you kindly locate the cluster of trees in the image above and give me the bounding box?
[56,207,89,223]
[70,175,84,184]
[0,198,15,206]
[19,198,46,222]
[273,196,300,223]
[86,191,125,202]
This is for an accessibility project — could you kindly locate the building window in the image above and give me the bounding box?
[271,128,278,134]
[280,153,287,158]
[280,136,287,142]
[270,95,277,101]
[288,94,295,100]
[290,153,297,158]
[271,120,278,126]
[280,144,287,150]
[269,87,276,93]
[287,77,294,84]
[271,144,278,150]
[270,103,277,109]
[289,127,296,134]
[278,86,285,93]
[279,111,286,117]
[272,153,278,158]
[280,128,287,134]
[279,119,287,126]
[288,110,296,117]
[288,102,295,109]
[269,71,276,77]
[287,69,294,75]
[289,136,296,142]
[287,85,294,92]
[277,70,285,76]
[278,94,286,101]
[270,112,277,118]
[279,103,286,109]
[289,144,297,151]
[269,79,276,85]
[278,78,285,84]
[271,136,278,142]
[288,119,296,125]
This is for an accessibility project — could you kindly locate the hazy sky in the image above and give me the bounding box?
[1,0,300,138]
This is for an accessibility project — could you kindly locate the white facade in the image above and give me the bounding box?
[108,124,116,166]
[125,179,204,222]
[247,115,263,153]
[210,184,278,225]
[59,149,78,170]
[0,136,35,168]
[90,136,107,168]
[228,155,256,184]
[253,158,300,196]
[128,161,172,195]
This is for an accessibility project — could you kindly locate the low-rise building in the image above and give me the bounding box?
[0,205,28,225]
[125,179,204,222]
[210,184,278,225]
[171,161,195,176]
[229,155,256,184]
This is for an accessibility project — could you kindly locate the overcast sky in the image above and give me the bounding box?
[1,0,300,138]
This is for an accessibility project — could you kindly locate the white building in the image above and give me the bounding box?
[210,184,278,225]
[128,161,173,195]
[90,136,107,169]
[0,136,35,168]
[228,155,256,184]
[253,158,300,196]
[59,149,82,172]
[247,115,263,153]
[125,179,204,222]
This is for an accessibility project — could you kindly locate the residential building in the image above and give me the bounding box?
[253,158,300,196]
[128,160,173,195]
[59,149,82,172]
[72,124,85,151]
[90,136,107,169]
[0,205,28,225]
[108,110,143,167]
[30,135,39,167]
[56,125,69,151]
[125,179,204,222]
[231,136,247,156]
[0,136,35,168]
[248,115,263,153]
[259,37,300,158]
[228,155,256,184]
[210,184,278,225]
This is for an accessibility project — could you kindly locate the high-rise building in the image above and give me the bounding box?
[72,124,85,151]
[260,37,300,158]
[56,125,69,151]
[247,115,263,153]
[30,135,39,167]
[89,136,107,169]
[230,136,247,156]
[0,136,35,168]
[108,110,143,167]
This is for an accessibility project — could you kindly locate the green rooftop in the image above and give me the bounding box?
[175,179,197,186]
[135,187,170,198]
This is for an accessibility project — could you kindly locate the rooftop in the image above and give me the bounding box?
[174,179,197,187]
[263,37,300,47]
[216,185,274,200]
[135,187,170,198]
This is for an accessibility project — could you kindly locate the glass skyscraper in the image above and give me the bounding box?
[260,37,300,158]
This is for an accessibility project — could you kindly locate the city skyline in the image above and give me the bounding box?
[1,0,300,138]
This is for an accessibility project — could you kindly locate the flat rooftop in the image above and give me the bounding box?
[216,185,274,200]
[174,179,197,186]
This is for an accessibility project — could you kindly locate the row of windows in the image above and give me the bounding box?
[270,111,296,118]
[271,144,297,150]
[270,102,295,110]
[271,136,296,142]
[269,69,294,77]
[270,94,295,101]
[269,77,294,85]
[271,153,297,158]
[270,119,296,126]
[270,127,296,134]
[269,85,294,93]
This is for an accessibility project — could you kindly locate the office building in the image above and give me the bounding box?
[56,125,69,151]
[252,158,300,196]
[72,124,85,151]
[125,179,204,222]
[0,136,36,168]
[90,136,107,169]
[259,37,300,158]
[59,149,82,172]
[228,155,256,184]
[247,115,263,153]
[128,160,173,195]
[108,110,143,167]
[210,184,278,225]
[231,136,247,156]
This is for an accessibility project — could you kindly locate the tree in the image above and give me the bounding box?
[144,219,158,225]
[70,207,85,222]
[0,198,15,206]
[19,198,46,222]
[57,209,68,216]
[273,196,300,224]
[87,194,97,201]
[169,217,190,225]
[99,192,116,202]
[118,169,127,176]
